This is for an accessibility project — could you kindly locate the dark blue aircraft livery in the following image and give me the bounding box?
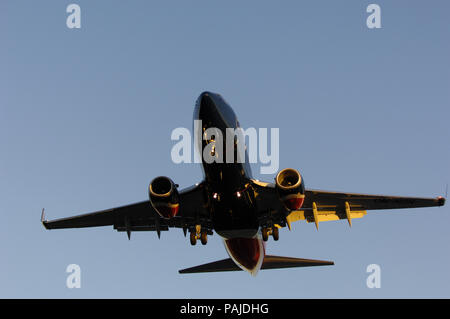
[42,92,446,275]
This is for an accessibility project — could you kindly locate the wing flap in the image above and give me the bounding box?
[286,209,367,224]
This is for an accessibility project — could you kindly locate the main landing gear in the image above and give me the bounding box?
[261,226,279,242]
[190,231,197,245]
[200,231,208,245]
[189,225,208,246]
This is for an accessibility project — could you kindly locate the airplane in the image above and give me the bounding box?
[41,91,446,275]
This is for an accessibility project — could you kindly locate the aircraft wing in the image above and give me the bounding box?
[303,189,445,210]
[251,180,445,229]
[42,182,210,237]
[295,190,445,228]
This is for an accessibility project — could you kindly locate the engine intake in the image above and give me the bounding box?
[149,176,180,219]
[275,168,305,211]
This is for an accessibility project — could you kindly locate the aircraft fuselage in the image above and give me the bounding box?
[194,91,265,274]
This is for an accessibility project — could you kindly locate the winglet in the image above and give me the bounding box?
[41,208,49,229]
[436,184,448,207]
[437,196,446,207]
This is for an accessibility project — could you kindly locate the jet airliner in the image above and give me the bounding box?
[42,91,446,275]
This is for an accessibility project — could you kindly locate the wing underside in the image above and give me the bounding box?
[41,183,209,237]
[251,180,445,229]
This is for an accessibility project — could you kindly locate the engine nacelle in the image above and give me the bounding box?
[275,168,305,211]
[149,176,180,219]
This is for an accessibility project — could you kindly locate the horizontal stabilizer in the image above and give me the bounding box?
[261,255,334,270]
[179,258,238,274]
[178,255,334,274]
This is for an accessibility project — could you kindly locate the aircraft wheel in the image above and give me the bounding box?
[262,228,269,242]
[272,227,279,241]
[200,231,208,245]
[190,232,197,246]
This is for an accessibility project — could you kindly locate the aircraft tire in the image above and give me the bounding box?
[262,228,269,241]
[200,231,208,245]
[190,232,197,245]
[272,227,279,241]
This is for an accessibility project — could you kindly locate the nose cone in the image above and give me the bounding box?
[194,91,238,128]
[197,92,219,120]
[224,237,265,276]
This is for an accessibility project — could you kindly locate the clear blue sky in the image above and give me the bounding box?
[1,1,449,298]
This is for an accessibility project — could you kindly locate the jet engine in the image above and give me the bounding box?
[149,176,180,219]
[275,168,305,211]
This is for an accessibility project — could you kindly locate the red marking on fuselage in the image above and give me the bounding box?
[224,237,265,275]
